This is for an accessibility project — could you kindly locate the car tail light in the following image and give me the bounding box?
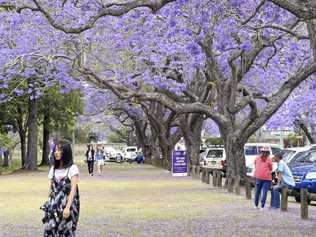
[220,160,224,168]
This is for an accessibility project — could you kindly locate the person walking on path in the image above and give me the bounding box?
[41,139,80,237]
[270,153,295,209]
[95,145,104,175]
[254,146,273,210]
[85,144,95,176]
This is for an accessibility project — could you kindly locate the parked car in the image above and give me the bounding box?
[123,146,138,162]
[289,149,316,202]
[202,145,226,174]
[283,145,316,164]
[245,143,282,178]
[103,147,120,162]
[115,153,124,163]
[281,147,310,164]
[199,149,207,167]
[135,152,145,164]
[103,152,111,162]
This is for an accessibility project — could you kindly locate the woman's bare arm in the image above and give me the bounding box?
[67,175,78,208]
[63,175,78,219]
[48,180,52,196]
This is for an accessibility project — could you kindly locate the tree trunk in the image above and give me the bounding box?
[185,139,201,166]
[181,114,204,173]
[16,105,28,168]
[159,128,181,171]
[134,120,153,162]
[142,144,152,162]
[151,138,162,167]
[40,113,50,166]
[184,133,201,177]
[223,134,251,198]
[160,143,173,171]
[25,98,38,170]
[307,20,316,59]
[19,131,27,168]
[145,126,160,167]
[299,122,315,144]
[0,148,3,166]
[158,133,174,171]
[224,135,238,192]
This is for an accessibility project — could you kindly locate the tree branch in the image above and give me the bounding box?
[250,24,309,40]
[5,0,175,34]
[268,0,316,20]
[242,0,266,25]
[244,62,316,138]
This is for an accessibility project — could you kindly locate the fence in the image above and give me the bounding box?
[279,187,316,219]
[200,167,223,187]
[199,168,315,220]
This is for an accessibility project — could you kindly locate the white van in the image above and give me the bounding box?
[202,145,226,172]
[244,143,283,177]
[124,146,138,162]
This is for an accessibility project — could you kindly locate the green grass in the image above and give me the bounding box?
[0,158,21,175]
[1,163,316,237]
[0,143,87,175]
[0,163,234,224]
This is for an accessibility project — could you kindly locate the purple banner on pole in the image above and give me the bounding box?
[172,150,188,177]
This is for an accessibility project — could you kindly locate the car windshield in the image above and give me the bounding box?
[282,150,296,163]
[292,151,310,163]
[127,148,136,152]
[271,147,282,155]
[307,151,316,163]
[206,149,223,158]
[244,146,258,156]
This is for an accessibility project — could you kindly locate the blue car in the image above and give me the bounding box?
[289,149,316,202]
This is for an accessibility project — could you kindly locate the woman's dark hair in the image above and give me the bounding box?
[54,139,74,169]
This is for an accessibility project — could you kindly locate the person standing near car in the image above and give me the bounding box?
[254,146,273,210]
[85,144,95,176]
[270,153,295,209]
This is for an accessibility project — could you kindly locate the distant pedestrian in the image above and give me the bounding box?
[41,139,80,236]
[96,145,104,175]
[254,146,273,210]
[270,153,295,209]
[101,146,105,160]
[49,144,56,167]
[85,144,95,176]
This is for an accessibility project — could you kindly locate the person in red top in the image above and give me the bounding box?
[254,146,273,209]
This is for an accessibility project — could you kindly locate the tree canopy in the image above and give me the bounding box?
[0,0,315,183]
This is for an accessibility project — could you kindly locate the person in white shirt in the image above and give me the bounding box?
[41,139,80,236]
[271,153,295,209]
[96,145,105,175]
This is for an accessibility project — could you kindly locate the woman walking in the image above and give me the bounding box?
[41,139,80,237]
[85,144,95,176]
[254,146,273,210]
[96,145,105,175]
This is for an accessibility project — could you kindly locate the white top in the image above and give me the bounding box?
[48,164,79,180]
